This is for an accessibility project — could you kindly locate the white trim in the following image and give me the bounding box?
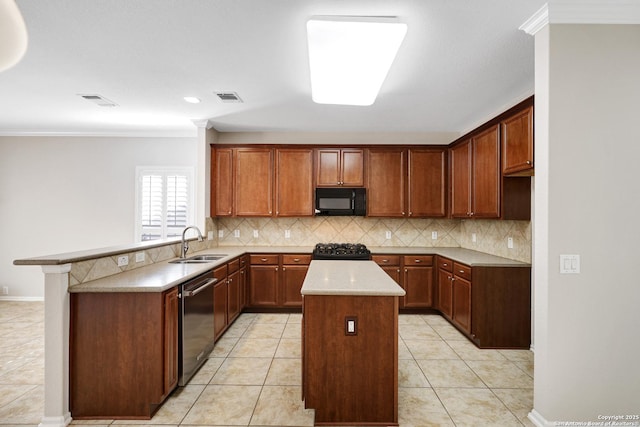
[191,119,213,129]
[520,4,549,35]
[0,129,197,138]
[38,414,72,427]
[0,296,44,302]
[528,409,552,427]
[42,264,72,274]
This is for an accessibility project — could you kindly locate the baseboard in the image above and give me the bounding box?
[0,296,44,302]
[528,409,552,427]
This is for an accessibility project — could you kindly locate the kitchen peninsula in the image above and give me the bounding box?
[301,260,405,426]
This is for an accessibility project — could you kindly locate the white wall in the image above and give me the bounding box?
[533,24,640,423]
[0,136,197,299]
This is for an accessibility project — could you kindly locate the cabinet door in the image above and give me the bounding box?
[281,265,308,307]
[239,265,247,311]
[214,148,233,216]
[235,148,273,216]
[213,280,228,340]
[502,106,533,175]
[452,276,472,333]
[227,270,240,323]
[437,269,453,318]
[341,149,365,187]
[316,149,341,186]
[249,265,279,307]
[450,140,472,218]
[403,266,434,308]
[276,149,314,216]
[367,149,405,217]
[408,149,447,217]
[163,287,179,397]
[472,125,501,218]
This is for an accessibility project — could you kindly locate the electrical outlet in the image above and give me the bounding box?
[135,252,145,263]
[432,231,438,240]
[284,230,291,239]
[472,233,477,243]
[207,231,214,240]
[2,286,8,296]
[234,229,240,238]
[218,230,224,238]
[507,237,514,249]
[385,231,392,239]
[253,229,259,238]
[117,255,129,267]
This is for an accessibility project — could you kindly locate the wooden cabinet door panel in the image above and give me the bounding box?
[502,106,533,175]
[437,269,453,318]
[214,148,233,216]
[249,266,279,307]
[452,276,471,333]
[276,149,313,216]
[403,266,433,308]
[408,149,446,217]
[281,265,308,307]
[367,149,405,217]
[341,149,365,186]
[163,287,179,397]
[316,149,341,186]
[227,270,240,323]
[235,148,273,216]
[213,280,228,340]
[450,140,472,218]
[472,125,501,218]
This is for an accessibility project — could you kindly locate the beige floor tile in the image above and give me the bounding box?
[399,387,454,427]
[265,358,301,386]
[399,359,431,388]
[431,324,468,341]
[275,338,301,358]
[0,357,43,385]
[404,340,459,360]
[515,360,534,378]
[417,359,485,388]
[0,383,37,407]
[466,360,533,389]
[0,356,33,377]
[399,338,413,360]
[492,388,534,422]
[287,313,302,324]
[447,339,508,361]
[189,357,224,385]
[211,357,272,385]
[113,384,205,425]
[281,322,301,339]
[0,384,43,424]
[223,320,252,338]
[181,384,261,425]
[228,338,279,358]
[435,388,522,427]
[243,322,286,339]
[499,349,534,362]
[253,313,290,324]
[399,314,428,325]
[421,314,451,327]
[249,385,314,426]
[210,335,240,357]
[400,324,442,341]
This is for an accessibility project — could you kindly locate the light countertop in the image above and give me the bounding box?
[301,260,406,297]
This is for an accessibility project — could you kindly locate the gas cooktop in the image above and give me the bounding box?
[312,243,371,260]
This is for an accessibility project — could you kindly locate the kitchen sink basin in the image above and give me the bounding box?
[169,254,227,264]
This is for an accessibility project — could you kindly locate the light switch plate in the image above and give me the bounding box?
[234,229,240,238]
[431,231,438,240]
[207,231,214,240]
[472,233,477,243]
[507,237,514,249]
[253,229,259,238]
[135,252,145,263]
[218,230,224,238]
[284,230,291,238]
[560,254,580,274]
[385,231,392,239]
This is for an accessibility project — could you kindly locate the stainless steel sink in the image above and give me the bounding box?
[169,254,227,264]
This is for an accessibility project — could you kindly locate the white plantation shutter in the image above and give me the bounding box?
[136,167,194,241]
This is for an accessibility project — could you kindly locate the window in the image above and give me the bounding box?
[135,167,194,241]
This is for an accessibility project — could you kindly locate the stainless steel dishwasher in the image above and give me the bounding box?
[178,269,217,386]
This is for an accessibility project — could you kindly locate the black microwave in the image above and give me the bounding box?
[315,188,366,216]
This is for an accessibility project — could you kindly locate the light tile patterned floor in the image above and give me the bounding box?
[0,301,535,426]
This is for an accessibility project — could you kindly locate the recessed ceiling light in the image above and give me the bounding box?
[183,96,201,104]
[306,16,407,106]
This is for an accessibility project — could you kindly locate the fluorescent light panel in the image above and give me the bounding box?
[307,16,407,106]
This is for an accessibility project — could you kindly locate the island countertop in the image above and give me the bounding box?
[301,260,406,297]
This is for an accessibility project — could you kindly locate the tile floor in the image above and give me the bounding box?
[0,301,535,426]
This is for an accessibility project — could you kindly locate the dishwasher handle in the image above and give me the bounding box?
[183,278,218,297]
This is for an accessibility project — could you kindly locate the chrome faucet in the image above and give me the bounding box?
[181,225,204,258]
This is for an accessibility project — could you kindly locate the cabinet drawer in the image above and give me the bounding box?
[213,264,228,281]
[437,257,453,272]
[403,255,433,266]
[228,258,240,273]
[453,262,471,281]
[250,254,279,265]
[282,254,311,265]
[372,255,400,266]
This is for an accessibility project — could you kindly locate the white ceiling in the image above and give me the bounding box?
[0,0,544,138]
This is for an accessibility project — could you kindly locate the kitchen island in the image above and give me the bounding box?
[301,260,405,426]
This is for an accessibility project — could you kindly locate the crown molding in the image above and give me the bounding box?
[0,129,197,138]
[192,119,214,129]
[521,1,640,35]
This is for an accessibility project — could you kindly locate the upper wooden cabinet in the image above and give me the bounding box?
[367,149,405,217]
[502,106,534,176]
[275,148,314,216]
[213,148,233,217]
[408,148,447,217]
[316,148,365,187]
[451,125,501,219]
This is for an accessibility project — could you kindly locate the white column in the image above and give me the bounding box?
[39,264,72,427]
[192,119,217,232]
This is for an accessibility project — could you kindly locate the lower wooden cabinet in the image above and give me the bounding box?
[213,264,228,340]
[70,289,178,419]
[436,257,453,318]
[372,255,434,309]
[451,269,472,333]
[248,254,310,308]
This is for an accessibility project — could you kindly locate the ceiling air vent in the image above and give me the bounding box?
[214,91,243,103]
[78,94,118,107]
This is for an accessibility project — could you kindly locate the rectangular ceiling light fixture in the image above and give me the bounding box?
[306,16,407,106]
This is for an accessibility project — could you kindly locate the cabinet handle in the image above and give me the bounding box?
[282,267,286,271]
[275,267,279,271]
[293,258,300,262]
[404,269,408,273]
[414,259,422,263]
[526,160,532,165]
[261,258,268,262]
[470,212,475,216]
[443,263,448,266]
[459,270,465,274]
[228,278,232,283]
[382,259,389,263]
[397,269,401,273]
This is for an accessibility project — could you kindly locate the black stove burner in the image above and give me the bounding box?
[312,243,371,260]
